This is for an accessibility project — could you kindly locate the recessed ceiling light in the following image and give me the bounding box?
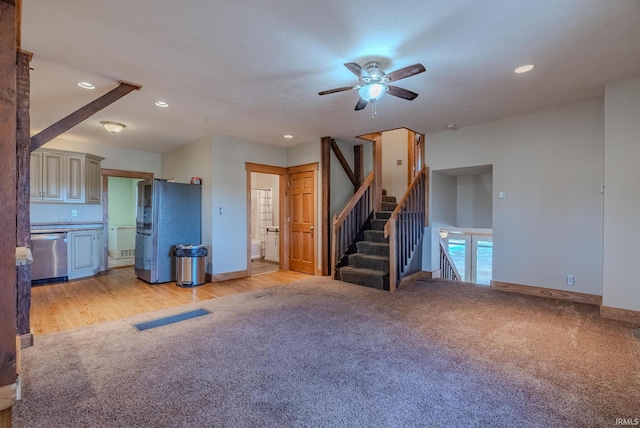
[445,124,458,131]
[77,82,95,90]
[283,134,293,139]
[155,101,169,108]
[514,64,535,74]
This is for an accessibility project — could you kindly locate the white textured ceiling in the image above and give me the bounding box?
[22,0,640,154]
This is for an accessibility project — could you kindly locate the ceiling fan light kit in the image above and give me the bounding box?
[319,60,426,119]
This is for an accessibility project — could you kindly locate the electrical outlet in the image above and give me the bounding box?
[566,275,575,286]
[218,207,223,215]
[71,210,78,217]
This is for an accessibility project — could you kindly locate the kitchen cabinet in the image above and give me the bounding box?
[68,229,101,280]
[86,157,102,203]
[30,149,104,204]
[30,151,65,202]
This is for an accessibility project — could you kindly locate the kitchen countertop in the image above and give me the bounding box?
[31,222,104,233]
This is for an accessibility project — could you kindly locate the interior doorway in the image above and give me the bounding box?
[101,169,154,271]
[249,171,280,275]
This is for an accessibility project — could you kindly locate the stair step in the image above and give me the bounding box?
[375,211,392,220]
[349,253,389,271]
[364,230,388,243]
[370,219,387,230]
[382,202,398,211]
[382,195,396,203]
[356,241,389,256]
[339,266,389,290]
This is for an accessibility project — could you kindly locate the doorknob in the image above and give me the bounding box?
[310,226,314,230]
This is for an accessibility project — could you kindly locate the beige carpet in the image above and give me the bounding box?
[14,277,640,427]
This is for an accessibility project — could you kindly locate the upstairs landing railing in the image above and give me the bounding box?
[439,239,461,281]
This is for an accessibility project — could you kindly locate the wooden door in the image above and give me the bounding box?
[289,170,316,274]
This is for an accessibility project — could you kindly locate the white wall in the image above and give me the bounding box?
[330,139,357,218]
[161,135,213,271]
[457,174,493,228]
[210,134,287,274]
[431,172,457,227]
[381,128,409,199]
[603,76,640,312]
[41,138,161,175]
[425,100,604,296]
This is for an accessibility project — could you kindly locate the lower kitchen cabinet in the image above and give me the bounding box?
[68,230,103,280]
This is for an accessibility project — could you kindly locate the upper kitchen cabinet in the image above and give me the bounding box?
[30,149,104,204]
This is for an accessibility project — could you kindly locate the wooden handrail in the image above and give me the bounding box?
[331,171,375,278]
[384,168,428,238]
[385,166,429,291]
[439,239,461,281]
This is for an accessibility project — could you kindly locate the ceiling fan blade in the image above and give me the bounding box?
[387,85,419,100]
[385,63,426,82]
[344,62,366,78]
[355,98,368,111]
[318,86,357,96]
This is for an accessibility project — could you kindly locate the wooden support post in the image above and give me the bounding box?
[329,139,358,188]
[0,0,18,421]
[16,49,31,338]
[354,144,363,189]
[30,81,141,151]
[372,133,382,212]
[321,137,331,276]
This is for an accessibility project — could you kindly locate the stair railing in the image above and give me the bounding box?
[332,171,375,279]
[439,239,461,281]
[384,167,429,292]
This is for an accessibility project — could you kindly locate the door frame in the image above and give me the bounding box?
[245,162,318,276]
[245,163,288,275]
[101,168,154,271]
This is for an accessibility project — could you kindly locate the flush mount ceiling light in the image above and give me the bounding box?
[101,121,126,134]
[283,134,293,139]
[445,124,458,131]
[155,101,169,108]
[515,64,535,74]
[77,81,95,90]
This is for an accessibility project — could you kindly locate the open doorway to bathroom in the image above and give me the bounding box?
[249,171,280,275]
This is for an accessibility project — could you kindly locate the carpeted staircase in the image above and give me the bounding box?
[338,192,397,290]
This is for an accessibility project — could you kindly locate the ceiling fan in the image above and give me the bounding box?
[319,61,426,117]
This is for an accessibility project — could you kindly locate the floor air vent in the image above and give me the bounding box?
[134,308,210,331]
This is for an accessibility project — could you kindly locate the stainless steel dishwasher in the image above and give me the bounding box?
[31,232,68,283]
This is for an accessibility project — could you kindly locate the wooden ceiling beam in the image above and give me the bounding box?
[30,80,141,152]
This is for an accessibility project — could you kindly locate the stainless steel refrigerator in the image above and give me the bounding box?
[135,179,202,283]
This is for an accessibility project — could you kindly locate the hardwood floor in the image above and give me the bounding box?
[30,267,312,335]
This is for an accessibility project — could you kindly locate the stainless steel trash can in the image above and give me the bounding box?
[174,244,208,287]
